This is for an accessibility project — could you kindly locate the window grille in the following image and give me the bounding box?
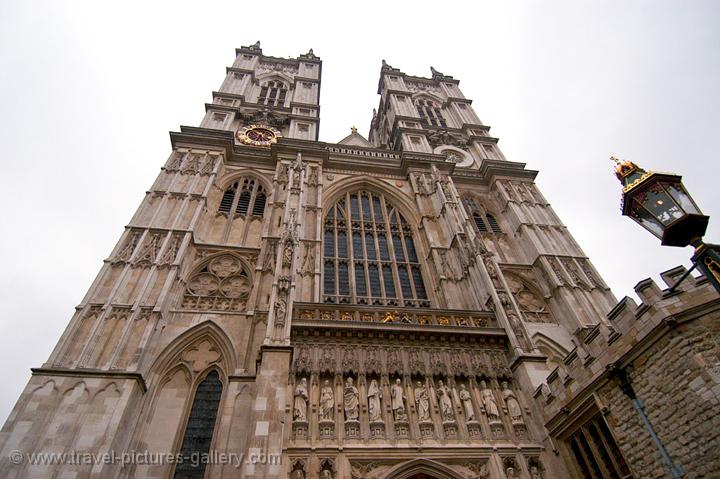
[415,99,447,127]
[258,80,287,107]
[323,190,429,307]
[567,414,633,479]
[218,177,267,219]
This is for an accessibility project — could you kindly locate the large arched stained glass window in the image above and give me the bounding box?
[323,190,429,307]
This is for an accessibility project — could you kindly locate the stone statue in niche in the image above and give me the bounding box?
[415,381,431,422]
[501,381,523,422]
[436,380,454,421]
[416,173,428,194]
[480,380,500,420]
[293,378,308,422]
[530,465,542,479]
[459,383,475,421]
[282,240,294,267]
[506,466,518,479]
[344,377,359,421]
[274,295,287,324]
[368,379,383,421]
[438,250,453,278]
[319,379,334,421]
[391,379,407,421]
[320,470,332,479]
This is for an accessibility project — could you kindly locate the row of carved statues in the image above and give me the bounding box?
[292,374,525,433]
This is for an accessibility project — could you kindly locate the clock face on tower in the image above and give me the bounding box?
[236,124,282,147]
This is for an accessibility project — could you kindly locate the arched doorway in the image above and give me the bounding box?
[382,458,464,479]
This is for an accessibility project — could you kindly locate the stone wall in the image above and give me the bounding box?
[535,265,720,478]
[598,310,720,478]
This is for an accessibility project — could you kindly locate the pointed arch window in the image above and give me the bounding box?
[258,80,287,107]
[218,177,267,219]
[173,370,223,479]
[323,190,429,307]
[415,98,447,127]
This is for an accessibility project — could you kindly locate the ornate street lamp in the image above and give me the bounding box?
[612,157,720,292]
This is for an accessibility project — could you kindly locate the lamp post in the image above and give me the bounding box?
[612,157,720,293]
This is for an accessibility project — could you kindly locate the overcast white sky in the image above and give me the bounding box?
[0,0,718,422]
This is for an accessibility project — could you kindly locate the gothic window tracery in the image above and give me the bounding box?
[258,80,287,107]
[181,254,252,311]
[323,190,429,307]
[218,177,267,219]
[415,98,447,127]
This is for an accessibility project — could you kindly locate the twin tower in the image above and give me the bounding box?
[0,43,619,478]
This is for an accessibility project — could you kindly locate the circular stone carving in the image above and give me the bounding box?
[188,273,219,296]
[220,275,251,298]
[434,145,474,168]
[209,255,241,278]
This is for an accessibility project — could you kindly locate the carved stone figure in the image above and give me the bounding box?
[391,379,407,421]
[501,381,523,421]
[344,377,359,421]
[319,379,334,420]
[368,379,382,421]
[293,378,308,422]
[274,296,287,324]
[468,462,490,479]
[282,240,294,267]
[320,470,332,479]
[530,466,542,479]
[436,380,454,421]
[415,381,431,421]
[459,383,475,421]
[506,466,518,479]
[480,380,500,419]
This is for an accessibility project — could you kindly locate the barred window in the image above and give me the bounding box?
[218,177,267,219]
[323,190,429,307]
[567,414,633,479]
[415,99,447,127]
[258,80,287,107]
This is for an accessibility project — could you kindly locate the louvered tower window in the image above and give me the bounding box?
[323,190,429,307]
[466,197,503,235]
[173,370,223,479]
[485,213,502,233]
[415,99,447,127]
[258,80,287,107]
[218,177,267,218]
[473,212,488,233]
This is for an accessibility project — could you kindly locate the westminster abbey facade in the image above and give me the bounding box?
[3,42,719,479]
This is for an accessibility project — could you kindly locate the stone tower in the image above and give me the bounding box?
[1,44,620,478]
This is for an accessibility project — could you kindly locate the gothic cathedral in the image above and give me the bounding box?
[0,43,626,478]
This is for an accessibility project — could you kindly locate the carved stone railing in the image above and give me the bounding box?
[292,302,496,329]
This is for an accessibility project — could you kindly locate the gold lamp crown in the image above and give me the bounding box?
[611,156,640,181]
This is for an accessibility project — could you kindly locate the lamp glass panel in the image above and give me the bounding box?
[630,201,665,238]
[663,182,702,214]
[641,187,684,225]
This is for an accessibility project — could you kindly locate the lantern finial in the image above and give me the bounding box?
[610,156,643,183]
